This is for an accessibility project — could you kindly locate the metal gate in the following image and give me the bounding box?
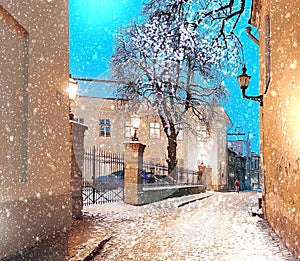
[83,147,124,206]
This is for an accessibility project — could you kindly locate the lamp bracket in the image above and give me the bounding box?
[242,89,263,106]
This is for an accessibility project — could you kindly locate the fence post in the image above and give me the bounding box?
[92,146,96,204]
[205,167,212,190]
[123,141,146,205]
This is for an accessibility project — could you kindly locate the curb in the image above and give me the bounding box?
[69,236,112,261]
[177,194,213,208]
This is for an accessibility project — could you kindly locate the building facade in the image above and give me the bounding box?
[228,134,252,190]
[72,96,232,191]
[249,152,260,189]
[227,148,247,191]
[0,2,71,258]
[250,0,300,257]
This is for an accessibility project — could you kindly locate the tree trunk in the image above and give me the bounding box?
[167,130,178,176]
[159,113,178,176]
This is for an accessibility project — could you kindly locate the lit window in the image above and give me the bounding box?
[196,125,207,141]
[99,119,110,137]
[124,120,133,138]
[150,122,160,139]
[177,129,184,141]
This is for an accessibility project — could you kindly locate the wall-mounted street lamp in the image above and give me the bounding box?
[68,74,125,118]
[237,65,263,106]
[67,76,79,120]
[131,116,141,141]
[68,76,79,101]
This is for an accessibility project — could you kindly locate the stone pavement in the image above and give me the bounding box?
[2,191,298,260]
[87,191,298,261]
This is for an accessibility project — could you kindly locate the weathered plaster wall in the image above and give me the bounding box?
[0,1,71,258]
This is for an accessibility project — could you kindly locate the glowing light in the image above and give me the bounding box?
[68,77,79,100]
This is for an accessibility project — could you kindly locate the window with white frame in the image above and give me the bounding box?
[124,120,133,138]
[196,125,207,141]
[99,119,111,137]
[150,122,160,139]
[177,129,184,141]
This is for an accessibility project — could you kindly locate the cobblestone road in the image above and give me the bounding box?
[86,191,298,261]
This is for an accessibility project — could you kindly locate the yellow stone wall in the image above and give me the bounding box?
[255,0,300,256]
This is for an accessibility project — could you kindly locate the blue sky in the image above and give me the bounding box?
[69,0,260,153]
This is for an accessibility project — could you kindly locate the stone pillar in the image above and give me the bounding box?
[123,141,146,205]
[198,164,206,184]
[205,167,212,190]
[70,121,88,219]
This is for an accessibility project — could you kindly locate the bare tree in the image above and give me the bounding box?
[111,0,245,174]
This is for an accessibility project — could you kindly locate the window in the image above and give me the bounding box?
[177,124,184,141]
[74,117,84,124]
[125,120,133,138]
[99,119,110,137]
[196,125,207,141]
[177,129,184,141]
[150,122,160,139]
[255,159,259,169]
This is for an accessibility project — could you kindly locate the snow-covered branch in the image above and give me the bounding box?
[111,0,245,173]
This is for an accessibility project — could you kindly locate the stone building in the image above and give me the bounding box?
[0,2,71,259]
[249,152,260,189]
[71,96,232,191]
[227,148,247,191]
[250,0,300,257]
[228,135,252,190]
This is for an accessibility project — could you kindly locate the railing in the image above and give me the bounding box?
[83,147,124,185]
[83,148,203,206]
[143,160,202,186]
[83,147,124,205]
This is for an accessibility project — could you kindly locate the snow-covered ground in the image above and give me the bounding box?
[5,191,297,261]
[81,191,297,261]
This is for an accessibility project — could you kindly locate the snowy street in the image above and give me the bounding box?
[81,191,297,261]
[3,191,298,260]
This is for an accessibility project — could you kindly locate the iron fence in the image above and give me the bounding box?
[143,160,202,186]
[83,147,124,206]
[83,148,202,206]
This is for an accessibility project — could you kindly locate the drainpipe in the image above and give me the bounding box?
[246,27,259,45]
